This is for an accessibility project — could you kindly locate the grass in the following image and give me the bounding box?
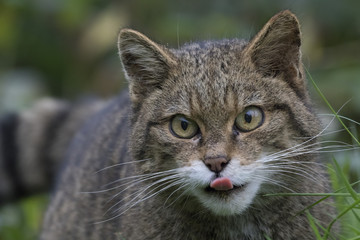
[308,70,360,239]
[0,195,48,240]
[0,74,359,239]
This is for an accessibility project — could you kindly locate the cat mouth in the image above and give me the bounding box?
[204,184,246,194]
[204,177,247,195]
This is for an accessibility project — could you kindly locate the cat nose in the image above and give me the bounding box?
[203,157,229,173]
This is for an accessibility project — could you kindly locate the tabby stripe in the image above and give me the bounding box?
[41,107,70,189]
[273,103,311,137]
[138,120,158,160]
[0,113,26,200]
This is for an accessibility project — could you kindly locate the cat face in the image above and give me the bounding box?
[128,48,300,215]
[118,11,321,215]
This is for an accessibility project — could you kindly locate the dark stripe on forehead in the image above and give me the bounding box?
[191,80,205,115]
[187,88,196,115]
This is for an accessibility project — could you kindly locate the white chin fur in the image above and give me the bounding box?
[181,160,263,216]
[197,180,261,216]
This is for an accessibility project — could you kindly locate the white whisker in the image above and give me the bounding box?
[101,168,179,188]
[105,174,183,215]
[258,167,321,184]
[163,182,192,207]
[82,170,180,194]
[319,113,360,127]
[266,104,350,161]
[252,175,295,192]
[106,179,185,221]
[265,140,357,164]
[106,173,183,209]
[292,128,351,140]
[95,158,151,173]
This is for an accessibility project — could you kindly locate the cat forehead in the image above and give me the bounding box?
[170,39,256,90]
[168,40,247,89]
[163,40,268,109]
[174,39,247,63]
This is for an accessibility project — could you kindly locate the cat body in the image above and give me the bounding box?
[1,11,337,239]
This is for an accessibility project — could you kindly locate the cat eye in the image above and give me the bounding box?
[235,106,264,132]
[170,115,199,139]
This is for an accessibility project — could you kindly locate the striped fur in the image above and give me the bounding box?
[1,11,338,239]
[0,98,105,204]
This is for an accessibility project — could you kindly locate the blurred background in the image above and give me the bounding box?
[0,0,359,239]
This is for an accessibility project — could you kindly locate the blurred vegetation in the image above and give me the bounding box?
[0,0,359,239]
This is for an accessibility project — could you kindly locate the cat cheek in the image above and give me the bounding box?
[236,157,256,166]
[181,160,213,184]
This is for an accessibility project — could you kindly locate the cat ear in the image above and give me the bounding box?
[244,10,307,99]
[118,29,176,102]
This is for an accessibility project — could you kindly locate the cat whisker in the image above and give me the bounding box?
[270,160,334,174]
[266,140,356,161]
[258,167,322,184]
[268,140,342,157]
[251,175,296,193]
[259,159,327,182]
[164,180,202,209]
[129,179,186,208]
[257,169,307,185]
[94,158,152,174]
[105,172,185,214]
[107,178,186,221]
[82,169,179,194]
[292,128,351,140]
[319,113,360,127]
[265,109,345,159]
[104,179,177,217]
[101,168,180,188]
[105,173,183,208]
[83,176,155,194]
[258,160,315,175]
[271,145,359,160]
[263,159,327,168]
[257,158,326,182]
[259,156,326,167]
[163,182,191,207]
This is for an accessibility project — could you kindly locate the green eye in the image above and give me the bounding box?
[235,106,264,132]
[170,115,199,139]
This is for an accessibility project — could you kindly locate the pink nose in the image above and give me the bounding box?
[203,157,229,173]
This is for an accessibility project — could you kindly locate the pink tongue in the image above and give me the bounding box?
[210,177,234,191]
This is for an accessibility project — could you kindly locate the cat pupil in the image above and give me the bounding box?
[244,112,252,123]
[181,120,188,131]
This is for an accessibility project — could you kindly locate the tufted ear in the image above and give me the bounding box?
[118,29,177,102]
[244,10,307,100]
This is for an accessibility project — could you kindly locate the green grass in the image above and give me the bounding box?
[308,70,360,239]
[0,195,48,240]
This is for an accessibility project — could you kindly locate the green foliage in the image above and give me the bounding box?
[0,195,48,240]
[311,68,360,239]
[306,211,323,240]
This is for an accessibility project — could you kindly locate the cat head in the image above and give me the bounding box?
[117,10,321,216]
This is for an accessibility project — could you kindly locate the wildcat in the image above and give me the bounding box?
[0,10,338,239]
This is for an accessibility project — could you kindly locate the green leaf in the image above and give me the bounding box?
[332,158,359,201]
[306,211,323,240]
